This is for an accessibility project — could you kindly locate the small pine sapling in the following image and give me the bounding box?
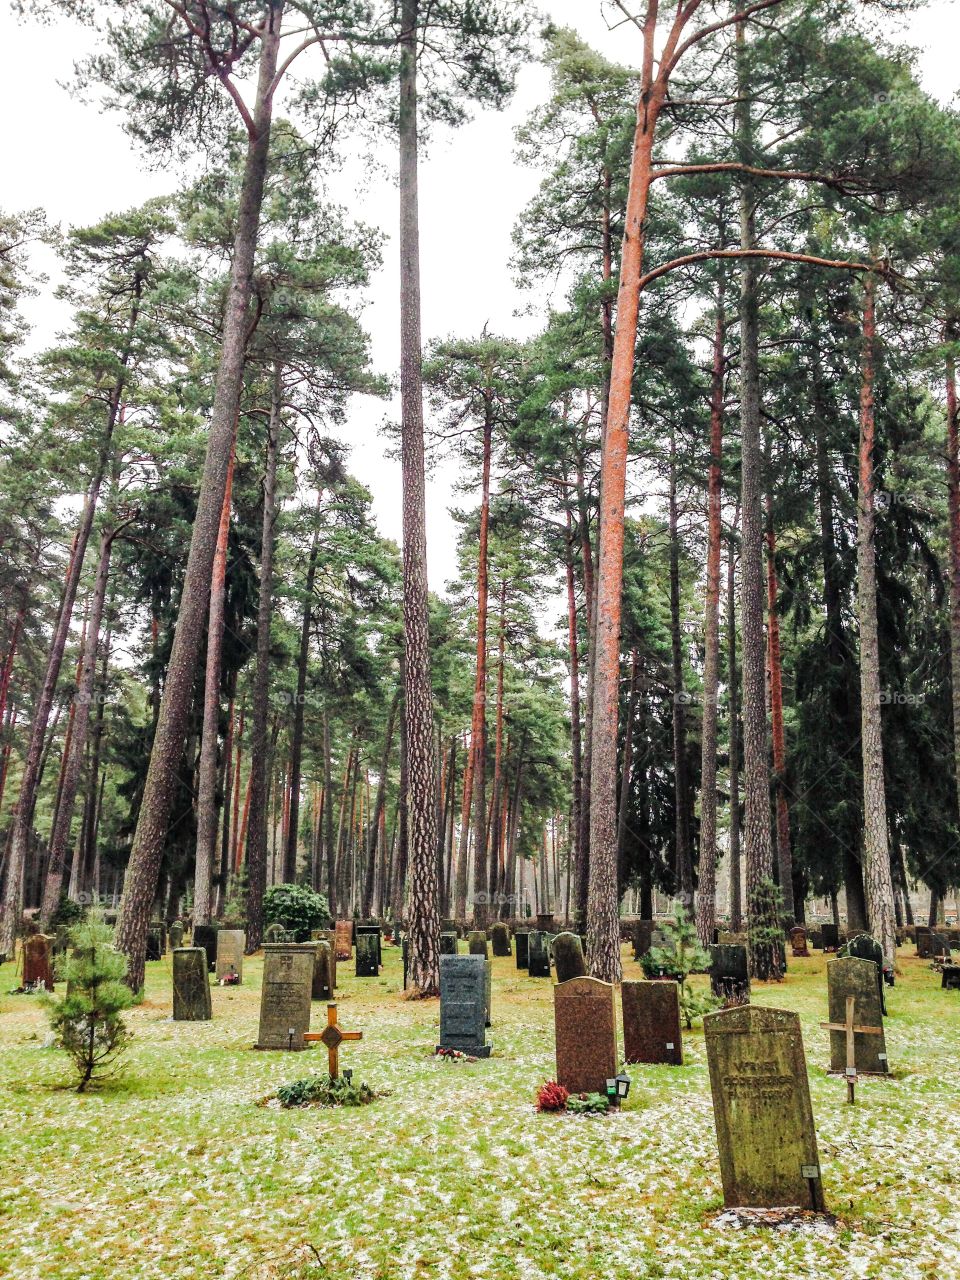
[45,915,134,1091]
[640,905,720,1029]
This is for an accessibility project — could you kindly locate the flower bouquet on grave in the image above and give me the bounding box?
[218,971,240,986]
[434,1046,478,1062]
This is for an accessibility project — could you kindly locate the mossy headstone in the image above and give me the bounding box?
[256,944,314,1050]
[215,928,245,983]
[172,948,212,1021]
[827,956,888,1074]
[705,1005,826,1211]
[467,930,489,958]
[552,931,586,984]
[528,930,551,978]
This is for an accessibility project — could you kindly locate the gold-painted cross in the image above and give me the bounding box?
[304,1002,362,1079]
[820,994,883,1103]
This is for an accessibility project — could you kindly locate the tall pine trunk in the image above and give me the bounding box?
[115,10,283,989]
[668,427,693,911]
[697,290,726,944]
[245,365,283,951]
[469,412,493,924]
[727,530,742,931]
[194,434,236,925]
[398,0,439,993]
[856,276,896,967]
[284,504,321,885]
[736,20,779,979]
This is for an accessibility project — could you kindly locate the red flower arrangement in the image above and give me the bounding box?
[535,1080,570,1112]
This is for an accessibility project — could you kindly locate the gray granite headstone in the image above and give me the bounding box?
[438,955,491,1056]
[172,948,211,1021]
[256,945,314,1050]
[705,1005,826,1211]
[440,931,459,956]
[215,928,245,983]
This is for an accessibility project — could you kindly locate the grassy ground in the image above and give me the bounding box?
[0,942,957,1280]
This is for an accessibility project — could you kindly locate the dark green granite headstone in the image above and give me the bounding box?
[709,944,750,1005]
[192,924,218,973]
[440,931,458,956]
[527,930,550,978]
[515,931,530,969]
[356,932,379,978]
[467,930,489,958]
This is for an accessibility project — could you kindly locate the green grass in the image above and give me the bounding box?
[0,944,957,1279]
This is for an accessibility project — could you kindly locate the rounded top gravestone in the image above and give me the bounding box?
[552,932,586,984]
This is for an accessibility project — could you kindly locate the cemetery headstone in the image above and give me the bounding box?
[789,926,809,957]
[490,922,511,957]
[21,931,54,991]
[527,930,551,978]
[172,948,212,1021]
[821,922,840,953]
[931,932,952,962]
[263,923,287,944]
[632,919,653,959]
[808,927,824,950]
[335,919,353,960]
[915,925,933,959]
[311,942,334,1001]
[256,945,314,1050]
[356,931,379,978]
[193,924,218,973]
[942,965,960,991]
[440,932,459,956]
[622,979,682,1065]
[536,913,555,934]
[515,930,530,970]
[552,931,587,984]
[467,930,489,958]
[215,928,245,983]
[709,943,750,1006]
[145,927,163,963]
[356,923,382,967]
[704,1005,826,1211]
[484,958,492,1027]
[843,933,887,1014]
[312,929,338,989]
[168,921,185,951]
[827,957,887,1074]
[554,976,617,1096]
[438,955,491,1056]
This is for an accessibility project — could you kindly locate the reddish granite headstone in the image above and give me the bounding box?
[334,919,353,961]
[622,979,682,1065]
[554,976,617,1096]
[22,933,54,991]
[789,926,809,958]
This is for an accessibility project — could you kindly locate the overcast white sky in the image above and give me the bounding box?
[2,0,957,594]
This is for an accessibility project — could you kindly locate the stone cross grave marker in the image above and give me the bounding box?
[438,955,491,1057]
[826,957,888,1075]
[303,1002,362,1078]
[622,979,682,1065]
[256,944,314,1050]
[704,1005,826,1212]
[554,976,617,1096]
[552,932,586,984]
[528,930,551,978]
[172,948,212,1021]
[215,929,245,983]
[820,994,883,1103]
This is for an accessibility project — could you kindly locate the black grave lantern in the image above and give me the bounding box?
[605,1073,631,1106]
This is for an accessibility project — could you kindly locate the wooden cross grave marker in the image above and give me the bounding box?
[820,994,883,1104]
[303,1002,362,1079]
